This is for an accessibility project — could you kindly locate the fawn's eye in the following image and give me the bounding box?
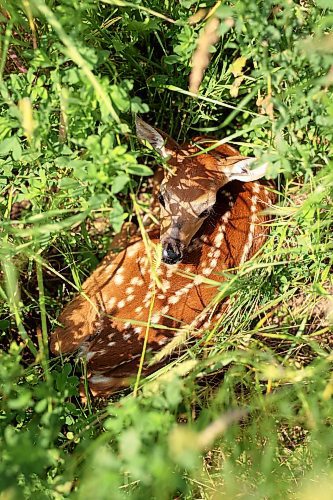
[199,208,211,218]
[158,193,165,208]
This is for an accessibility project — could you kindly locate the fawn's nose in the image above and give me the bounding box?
[162,242,183,265]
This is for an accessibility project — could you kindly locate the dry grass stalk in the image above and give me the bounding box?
[256,93,274,120]
[189,17,220,94]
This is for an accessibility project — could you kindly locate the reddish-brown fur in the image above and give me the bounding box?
[51,137,275,396]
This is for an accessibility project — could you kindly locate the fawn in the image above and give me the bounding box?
[51,117,275,396]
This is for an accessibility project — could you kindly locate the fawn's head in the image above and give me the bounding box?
[136,117,268,265]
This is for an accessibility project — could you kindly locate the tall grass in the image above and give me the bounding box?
[0,0,332,498]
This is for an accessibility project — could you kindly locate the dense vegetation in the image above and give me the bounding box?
[0,0,332,498]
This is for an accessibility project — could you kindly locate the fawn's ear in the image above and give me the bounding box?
[135,116,179,159]
[225,158,268,182]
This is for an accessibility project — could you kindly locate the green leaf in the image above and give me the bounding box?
[8,390,32,409]
[109,198,125,233]
[315,0,333,8]
[126,164,153,176]
[12,137,22,161]
[0,137,16,157]
[110,85,129,112]
[111,173,130,194]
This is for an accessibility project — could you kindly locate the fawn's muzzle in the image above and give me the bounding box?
[162,240,184,265]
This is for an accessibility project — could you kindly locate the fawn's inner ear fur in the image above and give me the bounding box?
[135,116,180,159]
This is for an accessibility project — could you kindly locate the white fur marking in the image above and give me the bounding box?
[239,191,258,265]
[193,275,204,285]
[162,280,171,290]
[108,297,116,309]
[161,305,170,315]
[151,313,161,324]
[168,295,180,305]
[90,375,114,384]
[114,273,124,285]
[210,258,218,269]
[130,276,143,286]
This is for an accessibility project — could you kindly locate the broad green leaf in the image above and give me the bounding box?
[111,173,130,194]
[126,164,153,176]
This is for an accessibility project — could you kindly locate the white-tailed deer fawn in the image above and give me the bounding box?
[51,117,275,396]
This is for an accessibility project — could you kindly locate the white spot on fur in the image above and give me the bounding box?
[151,313,161,324]
[158,337,168,346]
[210,258,218,269]
[137,256,146,265]
[86,351,96,361]
[193,275,204,285]
[126,286,134,295]
[161,305,170,315]
[157,267,164,277]
[135,306,143,314]
[90,374,114,384]
[118,299,126,309]
[108,341,115,347]
[114,272,124,285]
[239,190,258,265]
[134,326,143,334]
[123,332,131,341]
[126,294,135,303]
[126,242,141,257]
[144,291,152,303]
[250,196,258,212]
[130,276,143,286]
[166,266,178,278]
[221,211,231,223]
[108,297,116,309]
[214,232,225,248]
[168,295,180,305]
[162,280,171,290]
